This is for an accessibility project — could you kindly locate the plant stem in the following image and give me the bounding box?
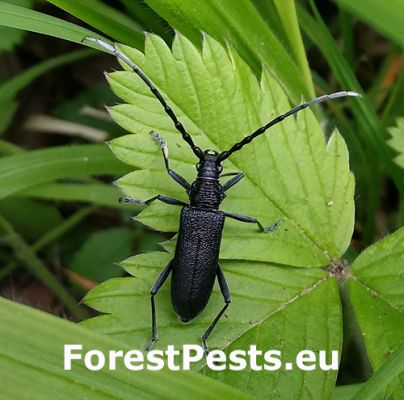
[0,213,90,320]
[0,206,96,280]
[273,0,315,98]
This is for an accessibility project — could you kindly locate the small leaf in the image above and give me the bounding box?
[0,198,62,241]
[70,228,134,283]
[349,226,404,398]
[387,117,404,168]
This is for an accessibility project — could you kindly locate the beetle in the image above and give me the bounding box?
[85,37,360,353]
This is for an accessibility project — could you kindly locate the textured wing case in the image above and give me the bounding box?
[171,207,225,322]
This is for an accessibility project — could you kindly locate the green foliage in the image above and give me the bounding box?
[388,118,404,168]
[0,49,94,134]
[337,0,404,49]
[46,0,144,48]
[0,144,129,200]
[0,0,403,398]
[349,227,404,398]
[143,0,313,103]
[0,1,98,45]
[0,197,62,241]
[81,33,352,398]
[70,227,134,282]
[108,35,354,263]
[19,182,129,208]
[298,2,404,195]
[0,0,34,53]
[354,343,404,400]
[0,296,252,400]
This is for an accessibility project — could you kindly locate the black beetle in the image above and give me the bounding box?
[85,37,360,353]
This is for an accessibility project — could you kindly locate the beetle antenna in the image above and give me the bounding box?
[83,37,203,159]
[217,91,362,162]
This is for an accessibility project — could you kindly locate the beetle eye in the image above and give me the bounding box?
[196,162,201,170]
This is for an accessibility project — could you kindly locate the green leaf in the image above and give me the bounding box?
[0,215,87,319]
[0,296,253,400]
[203,277,341,399]
[118,0,169,40]
[354,343,404,400]
[0,0,33,53]
[336,0,404,49]
[84,253,342,398]
[144,0,312,103]
[71,228,134,282]
[18,182,134,208]
[47,0,144,48]
[0,1,103,47]
[0,49,95,103]
[0,98,17,135]
[388,118,404,168]
[84,34,352,398]
[0,49,95,134]
[331,384,364,400]
[272,0,315,97]
[0,144,130,200]
[0,197,62,241]
[108,34,354,265]
[298,3,404,194]
[349,226,404,398]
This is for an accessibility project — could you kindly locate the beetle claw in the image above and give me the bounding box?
[145,337,158,352]
[202,339,209,356]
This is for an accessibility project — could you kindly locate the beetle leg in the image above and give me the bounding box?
[150,131,191,191]
[220,171,241,177]
[223,211,283,233]
[201,265,231,355]
[120,194,187,207]
[145,260,174,351]
[221,172,244,192]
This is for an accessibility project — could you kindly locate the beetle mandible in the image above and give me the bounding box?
[85,37,360,353]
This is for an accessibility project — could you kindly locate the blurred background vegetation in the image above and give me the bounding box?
[0,0,403,389]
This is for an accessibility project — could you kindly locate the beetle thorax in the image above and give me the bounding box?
[189,152,224,210]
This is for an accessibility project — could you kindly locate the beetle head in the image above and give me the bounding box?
[196,149,223,177]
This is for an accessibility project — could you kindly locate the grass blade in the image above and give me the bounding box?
[0,206,95,282]
[0,1,103,47]
[18,182,136,208]
[273,0,315,97]
[337,0,404,49]
[298,3,404,194]
[0,297,253,399]
[0,49,95,103]
[0,144,130,200]
[144,0,311,103]
[0,214,87,319]
[47,0,144,48]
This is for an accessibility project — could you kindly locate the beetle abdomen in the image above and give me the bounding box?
[171,207,225,322]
